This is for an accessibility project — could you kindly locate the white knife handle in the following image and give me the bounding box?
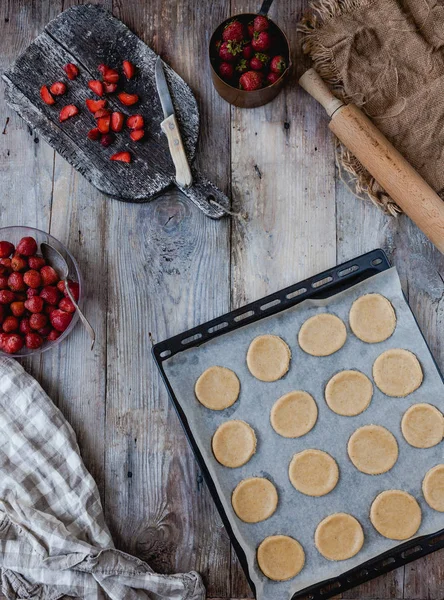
[160,114,193,188]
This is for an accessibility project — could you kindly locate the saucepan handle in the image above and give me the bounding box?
[177,171,231,219]
[259,0,275,15]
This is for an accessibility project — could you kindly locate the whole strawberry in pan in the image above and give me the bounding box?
[219,41,242,62]
[270,55,287,75]
[222,19,245,43]
[235,59,249,75]
[239,71,263,91]
[250,53,269,71]
[219,62,234,80]
[253,15,269,32]
[252,30,271,52]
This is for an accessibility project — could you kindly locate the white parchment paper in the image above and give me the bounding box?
[163,268,444,600]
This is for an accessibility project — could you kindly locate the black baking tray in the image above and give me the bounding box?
[152,249,444,600]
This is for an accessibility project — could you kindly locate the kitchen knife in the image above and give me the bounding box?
[155,56,193,189]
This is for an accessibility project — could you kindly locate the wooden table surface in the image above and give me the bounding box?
[1,1,444,599]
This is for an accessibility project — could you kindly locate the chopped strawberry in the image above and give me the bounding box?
[88,80,104,96]
[126,114,144,130]
[86,99,107,113]
[100,133,114,147]
[87,127,101,141]
[97,115,111,133]
[111,111,125,132]
[118,92,139,106]
[94,108,111,119]
[110,151,131,163]
[130,129,144,141]
[103,68,119,84]
[103,82,118,94]
[122,60,135,79]
[59,104,79,122]
[63,63,79,80]
[49,82,67,96]
[40,85,55,105]
[97,63,109,75]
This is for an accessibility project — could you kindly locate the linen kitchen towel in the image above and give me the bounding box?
[0,357,205,600]
[300,0,444,215]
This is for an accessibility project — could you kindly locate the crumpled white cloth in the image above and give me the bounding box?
[0,357,205,600]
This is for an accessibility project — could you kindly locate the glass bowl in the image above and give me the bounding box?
[0,226,82,357]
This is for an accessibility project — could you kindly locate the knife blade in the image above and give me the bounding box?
[155,56,193,189]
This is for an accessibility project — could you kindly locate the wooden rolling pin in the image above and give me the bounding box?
[299,68,444,254]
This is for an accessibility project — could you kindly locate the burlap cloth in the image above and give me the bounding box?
[300,0,444,215]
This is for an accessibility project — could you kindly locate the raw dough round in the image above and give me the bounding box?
[325,370,373,416]
[373,349,423,397]
[246,335,291,382]
[348,425,398,475]
[257,535,305,581]
[315,513,364,561]
[401,403,444,448]
[195,366,240,410]
[370,490,421,540]
[349,293,396,343]
[232,477,278,523]
[289,449,339,496]
[270,391,318,438]
[212,420,257,468]
[423,464,444,512]
[298,313,347,357]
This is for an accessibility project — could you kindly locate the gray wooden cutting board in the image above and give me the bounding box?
[3,4,228,218]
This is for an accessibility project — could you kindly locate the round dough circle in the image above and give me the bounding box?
[232,477,278,523]
[348,425,398,475]
[270,391,318,438]
[373,349,423,397]
[257,535,305,581]
[325,370,373,416]
[212,420,257,468]
[195,366,240,410]
[298,313,347,357]
[349,293,396,343]
[401,403,444,448]
[423,464,444,511]
[315,513,364,561]
[246,335,291,382]
[370,490,421,540]
[289,449,339,496]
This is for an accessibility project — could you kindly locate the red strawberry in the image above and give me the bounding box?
[57,280,80,301]
[0,277,8,290]
[97,63,109,75]
[250,53,269,70]
[219,62,234,80]
[86,99,107,113]
[103,82,118,94]
[111,111,125,132]
[10,301,25,317]
[40,266,59,286]
[0,242,14,258]
[118,92,139,106]
[88,80,104,96]
[50,309,73,332]
[16,237,37,256]
[219,41,242,62]
[252,31,271,51]
[47,329,61,341]
[222,20,245,43]
[94,108,111,119]
[28,256,45,270]
[63,63,79,80]
[29,313,47,330]
[87,127,101,141]
[44,304,56,316]
[27,287,39,298]
[270,55,287,74]
[130,129,145,141]
[253,15,269,32]
[247,22,255,37]
[40,285,60,305]
[100,133,115,147]
[19,318,32,334]
[38,325,52,336]
[123,60,135,79]
[235,59,249,75]
[8,272,26,292]
[266,71,281,86]
[243,44,253,59]
[23,269,42,288]
[59,105,79,122]
[25,296,44,313]
[50,82,67,96]
[126,114,144,130]
[97,115,111,133]
[59,297,76,313]
[111,151,131,163]
[103,68,119,84]
[40,85,55,105]
[25,332,43,349]
[3,334,24,354]
[239,70,263,91]
[0,290,15,304]
[3,316,18,333]
[11,255,27,272]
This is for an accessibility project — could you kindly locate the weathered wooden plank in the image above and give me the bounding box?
[103,0,232,598]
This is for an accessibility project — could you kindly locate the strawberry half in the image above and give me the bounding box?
[126,114,144,130]
[122,60,135,79]
[111,112,124,132]
[103,82,118,93]
[86,99,107,113]
[130,129,144,141]
[94,108,111,119]
[40,85,55,105]
[87,127,101,140]
[97,63,109,75]
[59,104,79,122]
[49,82,67,96]
[97,115,111,133]
[118,92,139,106]
[63,63,79,80]
[88,80,104,96]
[111,151,131,163]
[103,68,119,84]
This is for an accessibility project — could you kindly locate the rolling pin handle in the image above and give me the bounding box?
[299,69,344,117]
